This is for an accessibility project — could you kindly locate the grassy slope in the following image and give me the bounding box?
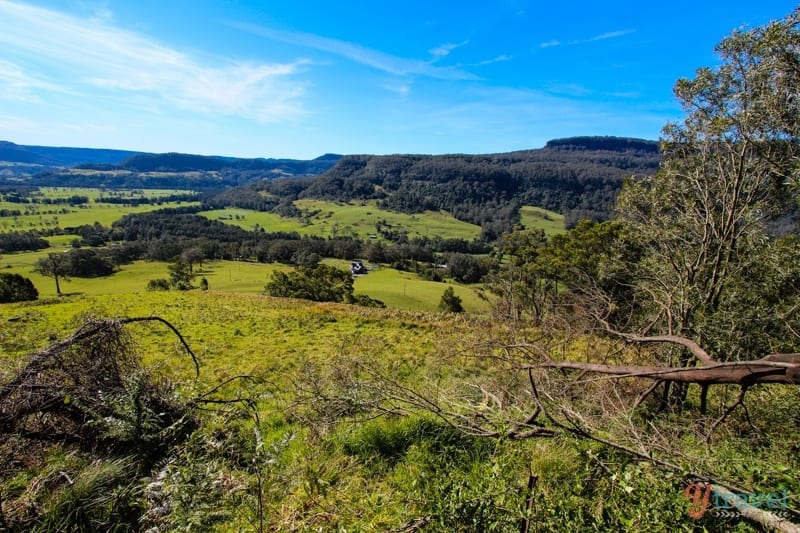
[519,205,566,234]
[199,199,485,240]
[2,291,791,531]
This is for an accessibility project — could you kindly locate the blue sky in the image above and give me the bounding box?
[0,1,797,159]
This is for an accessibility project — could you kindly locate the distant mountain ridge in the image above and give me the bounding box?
[116,152,341,175]
[0,141,342,178]
[0,141,143,167]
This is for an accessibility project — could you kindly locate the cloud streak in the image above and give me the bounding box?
[429,40,469,60]
[228,21,478,81]
[540,29,635,48]
[0,0,308,122]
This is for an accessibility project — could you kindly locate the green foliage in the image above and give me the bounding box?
[613,9,800,362]
[0,272,38,302]
[439,286,464,313]
[265,263,355,303]
[0,230,49,252]
[341,416,469,466]
[351,292,385,307]
[487,227,554,322]
[64,248,116,277]
[146,278,170,291]
[444,252,494,283]
[22,457,142,533]
[168,258,195,290]
[34,252,71,295]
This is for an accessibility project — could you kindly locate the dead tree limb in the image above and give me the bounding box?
[606,330,718,365]
[528,357,800,385]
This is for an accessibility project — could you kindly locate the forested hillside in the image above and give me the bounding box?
[0,143,342,187]
[207,136,660,237]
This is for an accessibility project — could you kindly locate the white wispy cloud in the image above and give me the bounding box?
[428,40,469,60]
[0,0,308,122]
[540,29,635,48]
[381,82,412,97]
[474,54,513,66]
[570,29,635,44]
[0,59,68,102]
[228,21,478,81]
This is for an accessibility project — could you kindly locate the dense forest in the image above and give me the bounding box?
[205,136,660,236]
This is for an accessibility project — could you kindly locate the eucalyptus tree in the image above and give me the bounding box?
[614,9,800,370]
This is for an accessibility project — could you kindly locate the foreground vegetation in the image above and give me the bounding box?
[2,291,798,531]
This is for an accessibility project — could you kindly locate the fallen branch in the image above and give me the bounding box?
[528,357,800,385]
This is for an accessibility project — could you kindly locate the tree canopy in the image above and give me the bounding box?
[614,8,800,364]
[0,273,38,303]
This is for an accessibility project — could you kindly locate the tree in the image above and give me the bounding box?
[443,252,492,284]
[34,253,71,295]
[168,259,195,290]
[613,9,800,371]
[265,264,355,303]
[146,278,170,291]
[438,286,464,313]
[487,228,552,322]
[181,246,206,273]
[66,248,115,277]
[0,273,38,303]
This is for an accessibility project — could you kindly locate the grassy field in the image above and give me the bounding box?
[1,188,537,313]
[0,187,199,232]
[1,251,492,312]
[519,205,565,234]
[200,199,484,240]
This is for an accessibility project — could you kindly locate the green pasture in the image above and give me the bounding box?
[0,254,289,299]
[199,208,310,234]
[21,187,191,200]
[1,251,492,312]
[519,205,565,234]
[0,187,199,232]
[351,264,490,312]
[200,199,483,240]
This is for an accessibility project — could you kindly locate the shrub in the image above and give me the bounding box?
[438,287,464,313]
[146,278,170,291]
[0,272,38,302]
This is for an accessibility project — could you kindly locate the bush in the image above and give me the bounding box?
[438,287,464,313]
[265,264,354,303]
[352,294,385,308]
[0,272,38,302]
[146,278,170,291]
